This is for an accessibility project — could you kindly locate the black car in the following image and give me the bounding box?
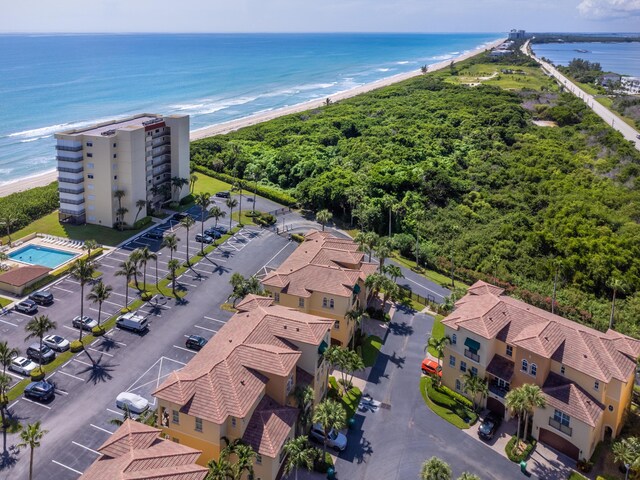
[212,225,228,234]
[145,229,165,240]
[204,228,222,239]
[195,233,214,244]
[173,212,192,221]
[215,191,231,198]
[15,299,38,315]
[478,412,502,440]
[26,343,55,364]
[185,335,207,351]
[29,291,54,306]
[24,381,55,402]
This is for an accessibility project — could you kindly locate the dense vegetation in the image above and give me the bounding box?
[531,34,640,44]
[558,58,603,84]
[0,182,59,239]
[191,54,640,335]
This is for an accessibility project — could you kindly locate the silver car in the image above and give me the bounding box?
[116,392,149,414]
[9,356,38,376]
[43,334,70,352]
[310,423,348,451]
[72,315,98,331]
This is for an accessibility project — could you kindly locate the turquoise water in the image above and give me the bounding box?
[9,245,77,269]
[0,33,500,185]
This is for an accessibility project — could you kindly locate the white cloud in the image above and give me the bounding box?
[578,0,640,18]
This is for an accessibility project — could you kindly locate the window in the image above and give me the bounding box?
[88,184,94,190]
[530,363,537,377]
[298,298,304,308]
[286,374,294,395]
[506,345,513,357]
[553,409,570,427]
[256,454,262,465]
[451,334,457,345]
[460,361,467,373]
[86,153,93,158]
[88,205,95,211]
[113,143,117,147]
[113,154,117,158]
[471,366,478,377]
[86,142,93,147]
[87,174,94,179]
[334,321,340,330]
[455,379,461,391]
[195,417,202,432]
[273,292,280,303]
[521,359,528,372]
[560,365,565,375]
[88,215,96,222]
[114,175,117,180]
[231,417,236,427]
[594,381,599,391]
[87,162,94,169]
[172,410,179,424]
[329,299,334,309]
[323,297,328,308]
[449,355,456,367]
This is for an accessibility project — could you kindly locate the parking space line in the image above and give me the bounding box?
[58,370,85,381]
[98,263,115,268]
[194,324,217,333]
[90,424,113,435]
[63,325,78,333]
[110,291,126,298]
[89,347,114,357]
[0,318,18,327]
[52,460,83,475]
[204,316,226,324]
[71,441,100,455]
[8,400,19,409]
[11,310,34,319]
[176,280,198,287]
[106,408,124,417]
[5,370,24,380]
[55,389,69,396]
[73,358,92,367]
[53,286,74,294]
[22,397,51,409]
[173,345,196,354]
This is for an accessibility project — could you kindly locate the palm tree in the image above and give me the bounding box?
[461,372,488,411]
[194,192,212,255]
[520,383,546,440]
[24,315,57,366]
[167,259,181,296]
[353,231,368,257]
[208,205,226,229]
[425,336,450,385]
[364,273,386,304]
[0,341,18,378]
[505,387,527,447]
[613,437,640,476]
[363,231,379,262]
[115,260,137,308]
[138,246,156,292]
[180,216,196,266]
[116,207,128,230]
[87,281,113,328]
[132,199,147,226]
[283,436,318,480]
[114,189,125,229]
[108,403,132,427]
[226,197,238,230]
[206,456,232,480]
[0,373,12,455]
[229,443,255,480]
[0,212,18,246]
[608,277,626,330]
[82,239,98,261]
[374,238,392,272]
[171,176,189,202]
[161,233,180,263]
[128,249,142,290]
[383,264,403,283]
[316,209,333,232]
[312,399,346,456]
[380,276,399,312]
[190,173,198,194]
[236,180,245,222]
[457,473,481,480]
[293,385,315,435]
[69,258,95,342]
[17,421,48,480]
[420,456,452,480]
[345,308,365,349]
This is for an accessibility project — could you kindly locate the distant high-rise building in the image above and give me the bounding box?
[508,29,526,40]
[55,114,190,227]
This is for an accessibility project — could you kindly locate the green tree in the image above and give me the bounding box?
[283,436,318,480]
[228,273,263,306]
[236,180,245,223]
[132,199,147,226]
[226,197,238,230]
[24,316,56,366]
[335,348,365,393]
[171,176,189,202]
[425,336,450,385]
[461,372,488,411]
[608,277,626,330]
[505,387,527,448]
[206,456,232,480]
[316,209,333,232]
[181,216,196,266]
[0,373,13,455]
[520,383,546,439]
[113,189,126,229]
[69,258,95,341]
[363,231,379,263]
[0,341,18,378]
[161,233,180,263]
[195,192,212,255]
[137,246,157,292]
[0,211,18,246]
[209,205,226,228]
[420,456,452,480]
[312,399,347,456]
[116,207,129,230]
[345,307,365,349]
[190,173,198,194]
[383,264,404,283]
[115,260,137,308]
[82,239,99,262]
[613,436,640,478]
[457,473,481,480]
[17,421,48,480]
[128,249,142,290]
[167,259,181,296]
[87,280,113,328]
[365,273,386,303]
[294,384,315,435]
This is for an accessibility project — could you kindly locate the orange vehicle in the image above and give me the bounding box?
[421,358,442,377]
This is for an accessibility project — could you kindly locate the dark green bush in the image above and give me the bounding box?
[132,216,152,230]
[505,436,536,463]
[0,182,59,237]
[179,194,194,205]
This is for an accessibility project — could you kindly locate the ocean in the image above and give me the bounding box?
[0,33,500,186]
[532,41,640,77]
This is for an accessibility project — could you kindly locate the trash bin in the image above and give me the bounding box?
[327,467,336,479]
[348,417,356,429]
[520,460,527,473]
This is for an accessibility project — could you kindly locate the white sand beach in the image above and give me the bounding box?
[0,38,504,198]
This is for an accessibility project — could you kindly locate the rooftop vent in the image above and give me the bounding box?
[142,118,164,126]
[101,129,116,136]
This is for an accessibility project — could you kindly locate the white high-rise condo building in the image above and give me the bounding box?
[55,114,190,227]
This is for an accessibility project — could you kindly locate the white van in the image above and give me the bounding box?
[116,312,148,333]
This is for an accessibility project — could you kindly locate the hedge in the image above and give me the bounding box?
[0,182,59,237]
[179,194,194,206]
[192,165,297,206]
[132,216,153,230]
[291,233,305,243]
[505,436,537,463]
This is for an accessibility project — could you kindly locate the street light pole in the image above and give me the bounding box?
[625,463,630,480]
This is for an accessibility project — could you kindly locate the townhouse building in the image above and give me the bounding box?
[261,231,376,347]
[153,296,334,480]
[441,281,640,461]
[55,113,190,227]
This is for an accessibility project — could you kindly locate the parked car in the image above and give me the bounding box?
[215,191,231,198]
[145,229,165,240]
[211,225,228,234]
[26,343,55,364]
[421,358,442,377]
[24,380,55,402]
[116,312,148,333]
[73,315,98,331]
[14,299,38,315]
[173,212,192,221]
[29,290,54,306]
[195,233,214,244]
[203,228,222,239]
[309,423,348,452]
[9,356,38,376]
[43,334,70,352]
[478,412,502,440]
[116,392,149,414]
[185,335,207,351]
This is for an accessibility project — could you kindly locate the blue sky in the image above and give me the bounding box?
[1,0,639,33]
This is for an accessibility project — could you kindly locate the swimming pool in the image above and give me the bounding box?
[9,245,78,269]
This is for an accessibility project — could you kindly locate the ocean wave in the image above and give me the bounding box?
[376,68,391,72]
[170,96,259,116]
[6,115,125,140]
[430,54,454,61]
[261,82,338,98]
[20,135,52,143]
[396,61,411,65]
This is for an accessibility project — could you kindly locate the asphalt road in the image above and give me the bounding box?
[523,41,640,150]
[333,308,523,480]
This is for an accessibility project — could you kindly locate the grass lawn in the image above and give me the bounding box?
[419,377,471,429]
[568,473,588,480]
[390,252,469,290]
[340,386,362,420]
[2,210,150,246]
[361,335,383,367]
[231,209,259,226]
[0,296,13,307]
[441,64,555,91]
[191,172,232,195]
[427,315,445,357]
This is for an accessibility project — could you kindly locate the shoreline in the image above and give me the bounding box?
[0,38,504,198]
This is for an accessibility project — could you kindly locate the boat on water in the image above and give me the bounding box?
[575,49,590,53]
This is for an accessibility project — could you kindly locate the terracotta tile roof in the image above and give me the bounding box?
[80,420,207,480]
[443,281,640,383]
[262,230,375,298]
[0,265,50,287]
[154,297,333,425]
[486,354,514,382]
[542,373,604,427]
[242,396,298,458]
[236,294,275,311]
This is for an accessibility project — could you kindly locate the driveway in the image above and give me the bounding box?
[334,308,525,480]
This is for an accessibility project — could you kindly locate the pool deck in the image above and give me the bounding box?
[2,236,85,271]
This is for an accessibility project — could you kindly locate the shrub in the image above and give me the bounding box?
[328,375,340,392]
[577,459,593,473]
[141,292,153,301]
[0,182,59,237]
[291,233,305,243]
[120,307,131,314]
[179,194,194,205]
[70,340,84,353]
[505,436,536,463]
[91,325,106,336]
[313,451,334,473]
[131,216,152,230]
[30,367,45,381]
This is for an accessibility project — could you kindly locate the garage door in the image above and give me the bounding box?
[539,429,580,460]
[487,397,506,417]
